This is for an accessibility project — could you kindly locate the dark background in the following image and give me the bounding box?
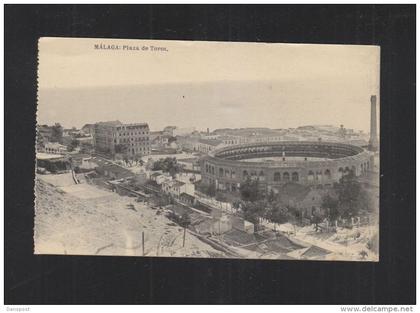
[4,5,416,304]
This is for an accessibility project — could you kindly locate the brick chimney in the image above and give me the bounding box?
[368,95,379,151]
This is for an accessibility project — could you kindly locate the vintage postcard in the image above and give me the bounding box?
[35,38,380,261]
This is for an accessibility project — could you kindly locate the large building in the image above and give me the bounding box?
[93,120,150,157]
[200,141,374,193]
[194,138,224,153]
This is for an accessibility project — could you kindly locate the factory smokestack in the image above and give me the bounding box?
[368,95,379,151]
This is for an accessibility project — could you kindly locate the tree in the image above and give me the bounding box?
[67,139,79,152]
[232,200,242,210]
[321,194,340,222]
[215,192,229,202]
[239,177,262,202]
[311,213,324,232]
[169,166,178,178]
[335,170,370,218]
[267,189,276,203]
[267,204,289,231]
[51,123,63,143]
[241,200,267,228]
[152,157,180,177]
[115,144,128,154]
[179,213,191,248]
[80,142,93,153]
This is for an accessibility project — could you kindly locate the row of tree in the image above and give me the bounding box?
[234,171,372,229]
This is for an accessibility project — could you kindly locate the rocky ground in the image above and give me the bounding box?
[35,174,225,258]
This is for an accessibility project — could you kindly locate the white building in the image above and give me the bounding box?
[194,139,224,153]
[162,179,195,197]
[149,172,172,185]
[43,142,68,154]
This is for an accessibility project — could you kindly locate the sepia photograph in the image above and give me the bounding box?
[35,37,380,261]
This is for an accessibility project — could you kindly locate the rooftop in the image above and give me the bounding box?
[198,138,223,146]
[180,193,195,201]
[95,120,122,126]
[82,123,95,129]
[45,142,67,149]
[172,181,186,188]
[36,153,65,160]
[177,157,199,164]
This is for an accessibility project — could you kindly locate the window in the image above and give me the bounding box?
[274,172,281,182]
[308,171,315,182]
[324,169,331,179]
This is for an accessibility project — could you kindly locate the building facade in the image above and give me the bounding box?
[162,179,195,198]
[93,120,150,157]
[43,142,68,154]
[194,139,224,153]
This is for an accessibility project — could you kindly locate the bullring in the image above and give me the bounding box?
[200,141,374,192]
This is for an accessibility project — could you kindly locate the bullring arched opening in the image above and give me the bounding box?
[308,171,314,182]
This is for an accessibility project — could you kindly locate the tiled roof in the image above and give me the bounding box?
[96,120,122,126]
[172,181,186,188]
[198,138,223,146]
[180,193,195,201]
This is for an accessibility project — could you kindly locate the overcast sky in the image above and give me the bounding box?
[37,38,380,132]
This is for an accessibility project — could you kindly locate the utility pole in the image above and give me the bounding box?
[142,231,145,256]
[182,227,186,247]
